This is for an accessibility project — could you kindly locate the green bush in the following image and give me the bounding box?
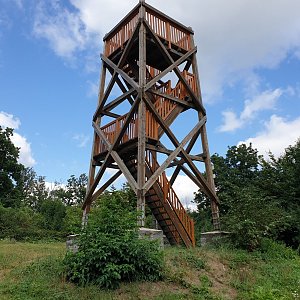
[64,191,163,289]
[0,205,66,241]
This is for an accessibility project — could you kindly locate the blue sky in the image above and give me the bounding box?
[1,0,300,204]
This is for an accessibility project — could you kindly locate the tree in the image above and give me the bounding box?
[0,127,24,207]
[40,199,66,231]
[20,167,50,210]
[52,174,88,206]
[260,139,300,247]
[194,143,286,250]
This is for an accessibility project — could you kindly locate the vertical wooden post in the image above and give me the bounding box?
[190,35,220,231]
[84,64,107,224]
[137,2,147,227]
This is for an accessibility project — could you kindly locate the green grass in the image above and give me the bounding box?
[0,239,299,299]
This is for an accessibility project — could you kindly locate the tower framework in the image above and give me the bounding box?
[83,1,220,247]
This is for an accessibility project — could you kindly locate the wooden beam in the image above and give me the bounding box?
[99,111,121,118]
[180,147,220,205]
[170,126,201,185]
[143,116,207,192]
[101,55,140,92]
[84,153,112,205]
[137,4,147,226]
[93,122,139,192]
[143,20,206,115]
[106,66,135,105]
[112,96,140,149]
[146,144,204,162]
[95,19,141,118]
[90,170,122,204]
[101,88,136,113]
[148,89,194,109]
[144,47,197,91]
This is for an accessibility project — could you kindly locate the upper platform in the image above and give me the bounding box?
[103,1,194,68]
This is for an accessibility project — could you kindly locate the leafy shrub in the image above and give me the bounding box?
[0,205,66,241]
[64,190,163,289]
[40,199,66,231]
[229,219,261,251]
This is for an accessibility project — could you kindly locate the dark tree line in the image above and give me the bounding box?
[194,141,300,249]
[1,125,300,250]
[0,126,88,239]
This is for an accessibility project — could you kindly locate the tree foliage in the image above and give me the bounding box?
[194,141,300,250]
[64,190,163,289]
[0,127,24,207]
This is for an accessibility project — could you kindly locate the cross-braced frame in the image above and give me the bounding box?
[83,0,220,247]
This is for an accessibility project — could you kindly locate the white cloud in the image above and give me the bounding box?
[31,1,300,99]
[170,174,198,211]
[239,114,300,158]
[64,0,300,101]
[73,134,90,148]
[0,111,20,129]
[33,2,96,60]
[87,80,99,98]
[10,133,36,167]
[0,111,35,167]
[219,111,243,132]
[219,88,283,132]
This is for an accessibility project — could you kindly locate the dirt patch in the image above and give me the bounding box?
[203,251,238,299]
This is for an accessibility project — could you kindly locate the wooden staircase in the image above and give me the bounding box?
[95,67,196,247]
[125,151,195,247]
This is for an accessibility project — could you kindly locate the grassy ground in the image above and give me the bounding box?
[0,239,299,299]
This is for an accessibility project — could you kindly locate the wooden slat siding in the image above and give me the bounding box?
[145,150,195,246]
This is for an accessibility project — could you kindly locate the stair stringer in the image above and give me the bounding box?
[124,156,194,247]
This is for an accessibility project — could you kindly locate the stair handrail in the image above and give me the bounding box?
[146,150,195,246]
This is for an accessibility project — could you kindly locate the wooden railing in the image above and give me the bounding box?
[105,12,139,57]
[145,10,191,51]
[146,150,195,246]
[154,70,196,121]
[97,111,158,153]
[95,71,196,154]
[104,6,192,57]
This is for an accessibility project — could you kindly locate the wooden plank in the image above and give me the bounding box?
[143,2,194,34]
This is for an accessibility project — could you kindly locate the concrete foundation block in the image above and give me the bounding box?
[200,231,230,246]
[138,227,164,248]
[66,234,80,253]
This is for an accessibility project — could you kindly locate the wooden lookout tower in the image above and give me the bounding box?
[83,0,220,247]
